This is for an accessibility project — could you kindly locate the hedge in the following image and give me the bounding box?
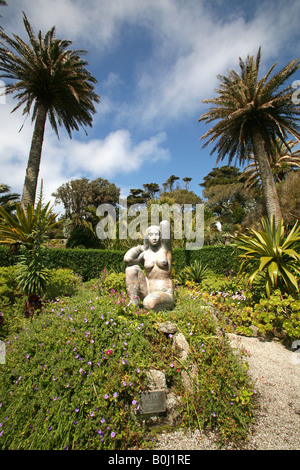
[0,245,240,281]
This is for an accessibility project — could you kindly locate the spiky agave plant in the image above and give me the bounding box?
[236,216,300,297]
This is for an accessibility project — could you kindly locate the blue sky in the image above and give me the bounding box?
[1,0,300,213]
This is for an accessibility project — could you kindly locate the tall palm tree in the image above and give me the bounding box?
[0,12,99,207]
[241,138,300,190]
[198,47,300,227]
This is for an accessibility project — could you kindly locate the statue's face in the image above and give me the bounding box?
[148,228,160,246]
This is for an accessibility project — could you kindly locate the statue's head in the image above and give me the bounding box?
[143,220,171,251]
[146,225,160,247]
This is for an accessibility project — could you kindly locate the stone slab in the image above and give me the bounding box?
[139,390,166,414]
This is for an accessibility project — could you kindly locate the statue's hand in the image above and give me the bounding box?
[124,245,144,266]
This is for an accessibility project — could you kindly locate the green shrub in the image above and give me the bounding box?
[0,245,240,281]
[104,272,126,293]
[66,225,102,249]
[44,269,83,300]
[251,291,300,342]
[0,266,20,306]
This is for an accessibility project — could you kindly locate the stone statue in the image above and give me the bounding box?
[124,220,174,311]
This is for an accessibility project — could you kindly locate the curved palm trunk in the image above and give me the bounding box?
[252,128,282,226]
[21,104,47,207]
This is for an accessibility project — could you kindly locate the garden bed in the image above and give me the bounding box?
[0,279,256,450]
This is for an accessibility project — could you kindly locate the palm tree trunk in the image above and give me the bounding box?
[252,129,282,227]
[21,104,47,207]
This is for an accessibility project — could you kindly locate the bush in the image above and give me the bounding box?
[251,291,300,342]
[0,245,240,281]
[44,269,83,300]
[0,266,20,306]
[66,225,102,249]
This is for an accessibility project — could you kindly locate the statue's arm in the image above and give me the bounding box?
[166,250,172,274]
[124,245,145,266]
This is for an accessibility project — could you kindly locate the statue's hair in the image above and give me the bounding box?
[143,220,171,251]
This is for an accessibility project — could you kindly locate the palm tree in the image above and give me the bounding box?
[241,138,300,190]
[199,47,300,227]
[0,12,100,207]
[0,183,20,213]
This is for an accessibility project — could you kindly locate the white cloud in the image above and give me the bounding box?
[4,0,300,131]
[128,0,300,127]
[0,96,170,205]
[1,0,300,209]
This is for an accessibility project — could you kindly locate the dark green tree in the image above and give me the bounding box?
[52,177,120,220]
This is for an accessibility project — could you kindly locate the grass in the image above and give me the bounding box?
[0,276,257,450]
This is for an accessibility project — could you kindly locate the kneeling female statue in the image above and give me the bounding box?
[124,220,174,311]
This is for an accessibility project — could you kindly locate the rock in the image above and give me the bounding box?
[146,369,167,390]
[172,332,189,361]
[157,322,178,335]
[165,392,182,426]
[181,363,199,393]
[250,325,260,337]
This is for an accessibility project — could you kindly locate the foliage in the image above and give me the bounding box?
[241,138,300,190]
[0,266,20,306]
[52,177,120,220]
[16,248,50,298]
[178,260,209,285]
[66,224,102,249]
[0,245,241,281]
[0,184,20,213]
[278,170,300,226]
[0,13,99,205]
[0,199,58,251]
[0,284,257,449]
[44,269,83,300]
[199,47,300,225]
[236,216,300,297]
[251,291,300,342]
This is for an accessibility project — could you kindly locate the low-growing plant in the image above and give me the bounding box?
[184,260,209,284]
[0,285,257,449]
[251,290,300,342]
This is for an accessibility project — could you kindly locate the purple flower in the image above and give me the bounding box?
[100,418,105,424]
[104,394,109,399]
[90,411,94,417]
[132,400,137,405]
[111,432,115,438]
[48,425,52,431]
[75,408,79,413]
[113,392,118,398]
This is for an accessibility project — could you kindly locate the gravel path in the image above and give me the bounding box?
[154,334,300,450]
